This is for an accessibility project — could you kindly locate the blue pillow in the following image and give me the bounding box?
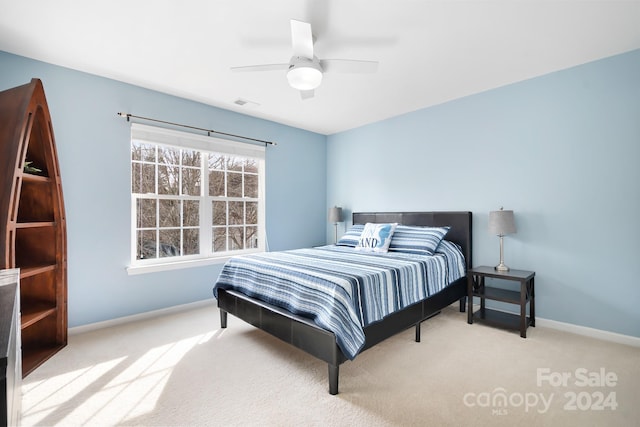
[336,224,364,247]
[355,223,398,253]
[388,225,450,255]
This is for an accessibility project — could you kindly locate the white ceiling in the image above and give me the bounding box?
[1,1,639,135]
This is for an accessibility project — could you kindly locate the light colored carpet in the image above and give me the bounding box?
[21,301,639,426]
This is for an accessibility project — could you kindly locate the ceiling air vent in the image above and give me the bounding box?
[233,98,259,108]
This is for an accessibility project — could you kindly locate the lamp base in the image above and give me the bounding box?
[494,263,510,272]
[495,235,510,271]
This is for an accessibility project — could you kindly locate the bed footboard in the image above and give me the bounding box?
[218,288,346,394]
[218,289,346,363]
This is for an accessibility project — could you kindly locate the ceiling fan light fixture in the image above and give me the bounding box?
[287,64,323,91]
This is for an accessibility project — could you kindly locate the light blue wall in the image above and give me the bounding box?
[328,49,640,338]
[0,51,327,327]
[3,48,638,338]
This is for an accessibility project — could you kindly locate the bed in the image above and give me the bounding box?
[214,211,472,394]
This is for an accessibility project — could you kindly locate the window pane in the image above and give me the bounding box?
[158,229,180,258]
[183,228,199,255]
[137,230,157,260]
[229,201,244,225]
[228,172,243,197]
[245,226,258,249]
[229,226,244,250]
[244,158,258,173]
[158,165,179,195]
[227,157,243,172]
[246,202,258,225]
[212,201,226,226]
[132,163,156,194]
[244,174,258,198]
[208,154,225,170]
[183,200,199,227]
[132,142,156,162]
[209,170,225,196]
[182,149,201,167]
[159,199,180,227]
[182,167,201,196]
[213,227,226,252]
[159,146,180,165]
[137,199,157,228]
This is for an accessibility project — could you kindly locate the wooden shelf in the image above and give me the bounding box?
[472,287,524,304]
[21,300,57,329]
[15,221,56,229]
[21,343,66,377]
[472,308,532,332]
[0,78,67,377]
[21,173,51,183]
[19,264,57,279]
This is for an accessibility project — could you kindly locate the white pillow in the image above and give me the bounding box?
[355,223,398,253]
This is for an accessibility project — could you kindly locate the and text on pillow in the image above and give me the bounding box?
[355,222,398,253]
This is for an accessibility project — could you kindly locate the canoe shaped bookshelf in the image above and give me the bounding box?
[0,78,67,377]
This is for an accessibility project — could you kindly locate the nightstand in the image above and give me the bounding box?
[467,266,535,338]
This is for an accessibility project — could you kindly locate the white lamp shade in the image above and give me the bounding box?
[488,209,516,236]
[287,66,323,90]
[328,206,343,223]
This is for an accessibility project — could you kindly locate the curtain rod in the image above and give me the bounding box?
[117,112,276,146]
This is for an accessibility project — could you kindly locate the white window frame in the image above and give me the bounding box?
[127,123,265,275]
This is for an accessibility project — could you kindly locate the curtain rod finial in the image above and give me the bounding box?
[117,112,131,121]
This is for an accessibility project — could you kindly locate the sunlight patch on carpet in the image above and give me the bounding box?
[22,332,214,426]
[21,357,126,426]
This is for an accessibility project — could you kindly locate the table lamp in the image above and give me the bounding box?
[328,206,343,244]
[488,207,516,271]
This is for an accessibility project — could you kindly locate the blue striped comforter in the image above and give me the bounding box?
[213,241,465,359]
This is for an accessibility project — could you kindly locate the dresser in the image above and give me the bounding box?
[0,269,21,427]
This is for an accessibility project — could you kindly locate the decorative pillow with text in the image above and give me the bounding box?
[355,222,398,253]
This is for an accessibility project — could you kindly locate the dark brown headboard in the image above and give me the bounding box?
[352,211,472,269]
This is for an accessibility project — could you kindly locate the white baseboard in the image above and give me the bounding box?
[536,317,640,348]
[68,299,216,336]
[462,303,640,348]
[72,299,640,348]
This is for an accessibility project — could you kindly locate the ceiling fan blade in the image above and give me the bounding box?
[291,19,314,59]
[300,90,314,100]
[320,59,379,73]
[231,63,289,72]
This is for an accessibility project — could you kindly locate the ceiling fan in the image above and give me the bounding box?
[231,19,379,99]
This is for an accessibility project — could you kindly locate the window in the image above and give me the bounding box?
[129,124,265,272]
